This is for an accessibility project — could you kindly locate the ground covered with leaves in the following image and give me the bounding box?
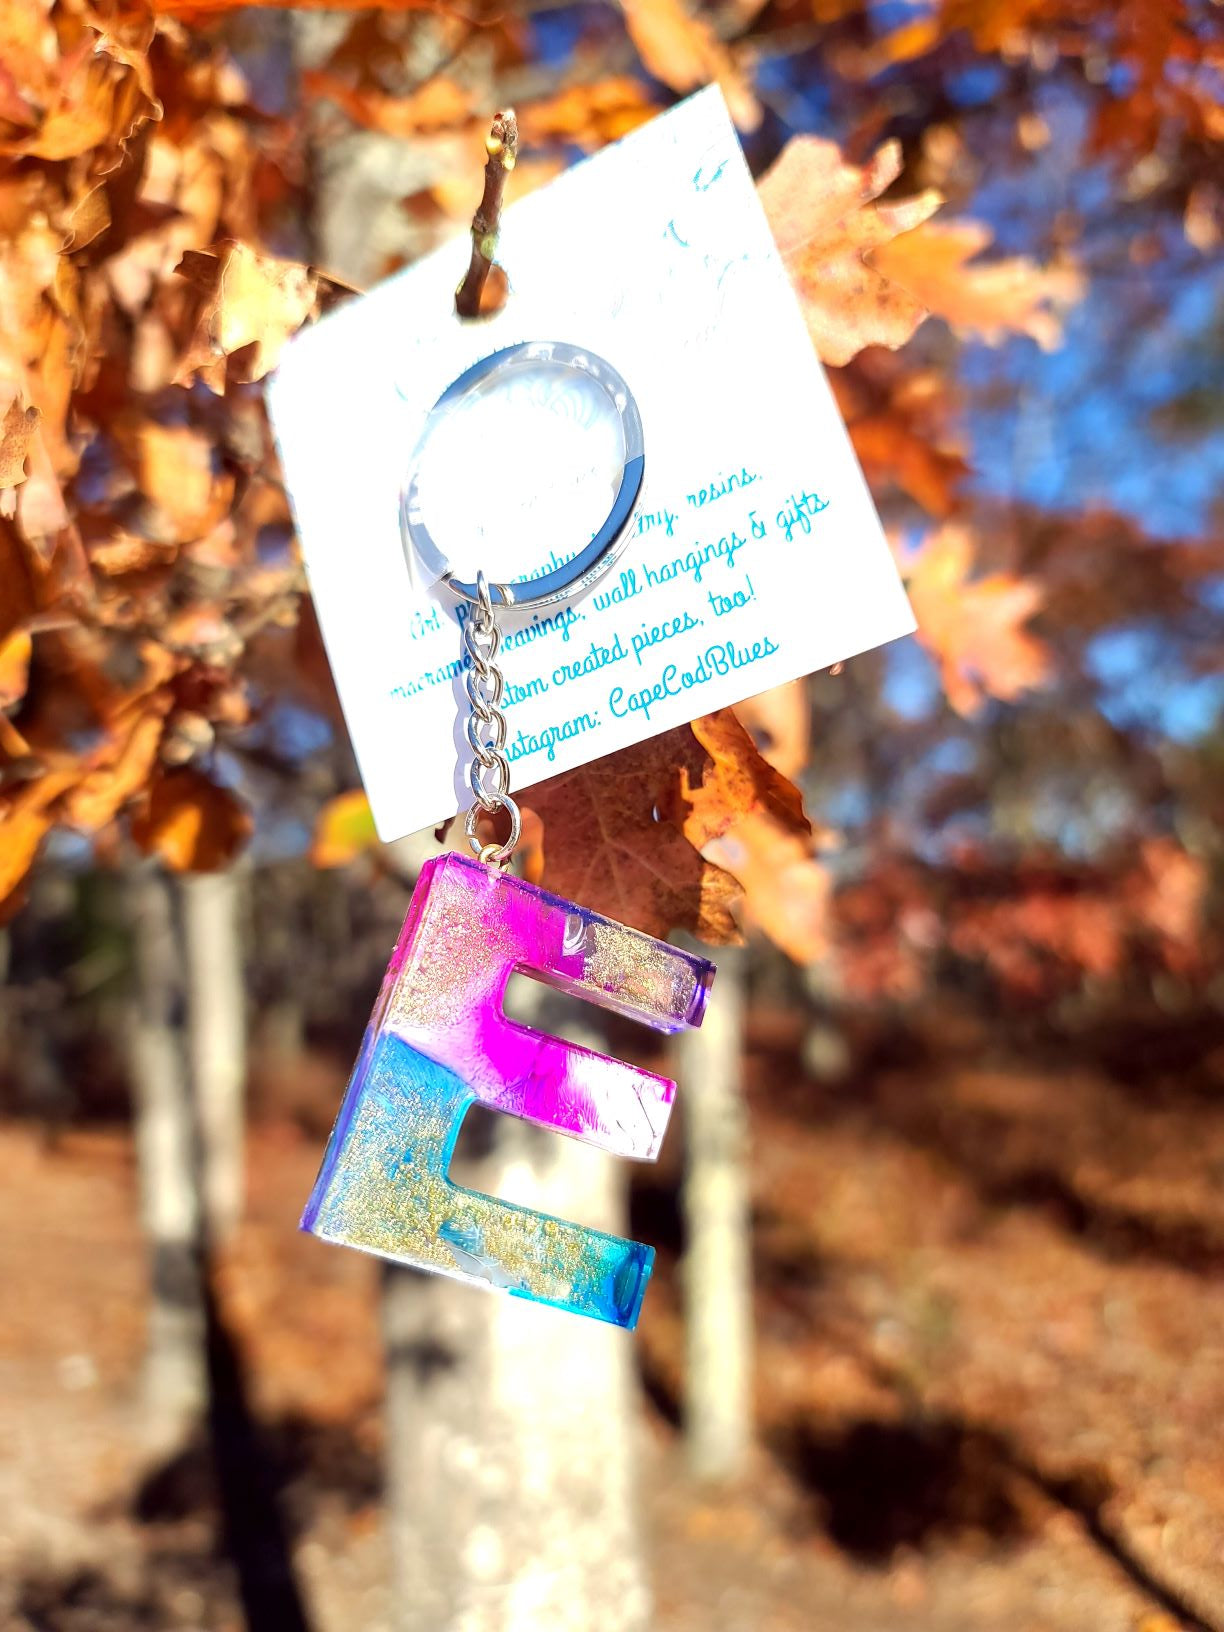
[3,1002,1222,1632]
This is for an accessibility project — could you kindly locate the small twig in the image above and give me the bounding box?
[454,109,518,319]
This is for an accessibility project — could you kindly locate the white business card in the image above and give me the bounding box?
[268,87,915,841]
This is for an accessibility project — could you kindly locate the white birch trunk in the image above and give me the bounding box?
[125,865,206,1453]
[382,981,650,1632]
[678,943,753,1483]
[180,869,247,1243]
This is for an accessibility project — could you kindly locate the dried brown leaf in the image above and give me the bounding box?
[174,242,321,391]
[685,711,829,962]
[904,524,1052,715]
[130,767,252,872]
[526,726,741,943]
[0,392,40,487]
[64,706,169,832]
[0,767,78,920]
[732,681,810,780]
[0,629,32,709]
[114,418,236,545]
[527,709,823,952]
[517,78,659,149]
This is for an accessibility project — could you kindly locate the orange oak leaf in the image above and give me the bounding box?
[174,243,322,392]
[0,767,78,921]
[684,711,829,962]
[757,136,942,365]
[301,72,473,136]
[63,706,169,833]
[904,524,1052,715]
[0,629,32,709]
[311,788,378,868]
[130,767,253,872]
[834,356,969,518]
[870,219,1085,350]
[619,0,760,132]
[113,418,237,546]
[516,78,659,149]
[525,726,741,943]
[732,680,810,780]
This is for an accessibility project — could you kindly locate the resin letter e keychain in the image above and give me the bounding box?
[301,342,715,1329]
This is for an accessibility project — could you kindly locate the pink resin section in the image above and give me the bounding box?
[374,853,713,1160]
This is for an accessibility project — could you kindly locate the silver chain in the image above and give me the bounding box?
[461,571,522,865]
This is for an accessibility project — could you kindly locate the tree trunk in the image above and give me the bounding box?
[181,869,247,1243]
[678,943,753,1483]
[381,984,650,1632]
[124,864,207,1454]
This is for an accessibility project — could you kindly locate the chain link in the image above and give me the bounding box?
[461,571,521,865]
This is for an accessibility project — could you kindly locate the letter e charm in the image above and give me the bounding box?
[302,855,714,1328]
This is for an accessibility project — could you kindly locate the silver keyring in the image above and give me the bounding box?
[401,341,645,610]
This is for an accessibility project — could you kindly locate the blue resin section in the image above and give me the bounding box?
[304,1031,655,1330]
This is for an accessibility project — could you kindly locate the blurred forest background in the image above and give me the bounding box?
[2,0,1223,1629]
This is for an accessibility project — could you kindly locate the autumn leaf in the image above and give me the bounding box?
[312,788,378,868]
[0,629,32,709]
[835,359,969,518]
[301,72,473,136]
[757,137,942,365]
[63,706,169,833]
[516,79,659,150]
[870,218,1085,350]
[527,709,822,952]
[130,767,253,872]
[733,681,810,780]
[174,242,322,392]
[0,392,40,487]
[113,418,237,545]
[0,768,78,921]
[0,517,38,641]
[684,711,829,962]
[0,504,90,643]
[151,0,441,11]
[0,8,160,166]
[526,726,741,943]
[619,0,760,132]
[904,524,1052,715]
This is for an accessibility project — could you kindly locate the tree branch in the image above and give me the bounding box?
[455,109,518,319]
